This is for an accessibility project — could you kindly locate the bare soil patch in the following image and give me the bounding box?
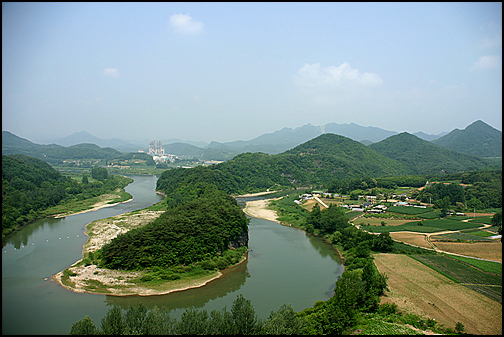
[390,232,432,249]
[432,241,502,262]
[374,253,502,335]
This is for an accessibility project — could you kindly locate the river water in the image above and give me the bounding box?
[2,175,343,335]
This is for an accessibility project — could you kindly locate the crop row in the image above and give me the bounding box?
[410,254,502,303]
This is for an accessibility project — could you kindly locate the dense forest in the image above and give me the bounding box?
[413,169,502,211]
[369,132,490,174]
[156,132,495,196]
[99,184,249,270]
[2,154,132,241]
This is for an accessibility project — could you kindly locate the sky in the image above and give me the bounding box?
[2,2,502,144]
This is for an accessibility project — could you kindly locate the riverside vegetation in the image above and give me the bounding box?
[3,131,500,334]
[2,154,133,242]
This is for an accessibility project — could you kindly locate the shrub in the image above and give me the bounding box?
[140,274,153,282]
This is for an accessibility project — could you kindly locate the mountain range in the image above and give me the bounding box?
[23,122,453,158]
[3,120,501,164]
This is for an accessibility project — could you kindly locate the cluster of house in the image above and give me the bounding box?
[293,191,467,217]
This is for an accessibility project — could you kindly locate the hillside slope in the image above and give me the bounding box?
[432,120,502,158]
[370,132,489,174]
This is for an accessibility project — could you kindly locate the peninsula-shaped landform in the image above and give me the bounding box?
[53,184,250,296]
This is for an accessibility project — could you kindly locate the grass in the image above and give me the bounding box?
[432,232,493,241]
[61,268,77,288]
[459,230,496,237]
[83,279,111,293]
[387,206,433,215]
[468,216,493,224]
[446,255,502,275]
[356,316,424,335]
[362,218,485,234]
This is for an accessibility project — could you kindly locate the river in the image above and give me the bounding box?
[2,175,343,335]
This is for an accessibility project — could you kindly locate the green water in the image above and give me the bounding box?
[2,176,343,334]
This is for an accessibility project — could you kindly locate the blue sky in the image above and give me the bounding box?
[2,2,502,143]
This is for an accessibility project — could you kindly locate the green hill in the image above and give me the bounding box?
[431,120,502,158]
[2,154,77,239]
[3,131,137,164]
[54,143,122,159]
[100,185,249,270]
[369,132,489,174]
[157,134,411,196]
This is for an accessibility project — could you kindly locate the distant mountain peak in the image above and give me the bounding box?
[432,120,501,158]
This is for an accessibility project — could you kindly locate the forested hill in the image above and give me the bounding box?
[2,154,79,239]
[2,154,132,241]
[156,134,408,196]
[369,132,489,174]
[431,120,502,158]
[2,131,124,164]
[157,132,493,196]
[100,185,249,271]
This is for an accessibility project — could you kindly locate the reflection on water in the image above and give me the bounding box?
[2,178,343,334]
[105,259,250,312]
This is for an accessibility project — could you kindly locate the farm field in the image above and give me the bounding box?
[357,218,419,227]
[374,253,502,335]
[389,232,432,249]
[362,217,486,234]
[433,241,502,262]
[411,254,502,303]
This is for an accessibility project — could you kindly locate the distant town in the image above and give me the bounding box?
[138,139,223,167]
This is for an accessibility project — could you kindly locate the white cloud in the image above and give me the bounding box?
[169,13,204,34]
[473,55,501,69]
[103,68,120,78]
[294,62,383,88]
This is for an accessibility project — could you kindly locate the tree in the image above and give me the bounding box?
[323,270,363,334]
[91,167,108,181]
[491,211,502,227]
[176,307,210,334]
[373,232,394,252]
[124,303,148,334]
[141,306,177,335]
[307,204,322,230]
[100,306,125,335]
[208,307,235,335]
[82,174,89,184]
[69,315,99,335]
[231,294,262,334]
[262,304,304,335]
[455,322,465,333]
[435,196,451,217]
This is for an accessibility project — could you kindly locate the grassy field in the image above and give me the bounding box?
[411,254,502,285]
[362,217,486,234]
[447,255,502,275]
[356,218,418,227]
[387,206,434,215]
[431,232,494,241]
[374,253,502,335]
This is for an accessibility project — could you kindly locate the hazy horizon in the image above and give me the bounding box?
[2,3,502,143]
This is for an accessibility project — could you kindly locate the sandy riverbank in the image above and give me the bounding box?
[53,193,133,219]
[243,198,281,223]
[235,190,279,197]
